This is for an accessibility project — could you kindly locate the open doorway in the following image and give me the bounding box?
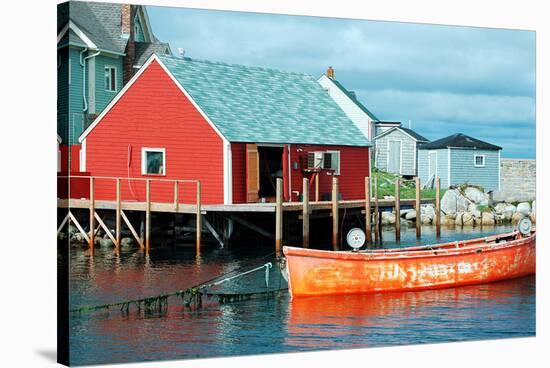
[258,146,283,200]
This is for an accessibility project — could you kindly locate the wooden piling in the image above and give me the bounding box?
[315,174,319,202]
[115,178,121,248]
[275,178,283,254]
[174,180,179,212]
[145,179,151,253]
[196,181,202,252]
[89,177,95,253]
[415,176,421,239]
[374,176,380,243]
[332,177,339,251]
[395,178,400,241]
[436,177,441,237]
[302,178,310,248]
[365,177,372,244]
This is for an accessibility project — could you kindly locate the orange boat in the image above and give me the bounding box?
[283,230,536,298]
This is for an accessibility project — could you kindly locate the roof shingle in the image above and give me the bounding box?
[419,133,501,150]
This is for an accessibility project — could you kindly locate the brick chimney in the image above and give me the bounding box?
[326,66,334,79]
[121,4,131,36]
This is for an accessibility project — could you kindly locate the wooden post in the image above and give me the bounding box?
[115,178,121,249]
[374,176,380,243]
[145,179,151,253]
[196,181,202,253]
[302,178,310,248]
[365,177,372,244]
[436,177,441,237]
[174,180,179,212]
[395,178,400,241]
[332,177,339,251]
[415,177,421,239]
[315,174,319,202]
[275,178,283,254]
[89,177,95,253]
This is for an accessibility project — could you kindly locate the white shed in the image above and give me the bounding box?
[374,127,429,176]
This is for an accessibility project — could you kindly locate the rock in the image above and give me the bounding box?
[462,212,474,226]
[468,203,481,218]
[441,189,470,215]
[421,205,436,219]
[405,211,417,220]
[516,202,531,216]
[121,237,135,248]
[383,195,395,200]
[58,232,66,241]
[99,238,114,248]
[381,211,396,225]
[94,237,102,247]
[532,200,536,214]
[420,214,432,224]
[494,203,508,214]
[482,212,495,225]
[442,215,456,226]
[455,212,464,226]
[511,212,524,224]
[464,187,489,205]
[530,213,536,224]
[68,224,77,236]
[72,232,86,244]
[400,209,412,218]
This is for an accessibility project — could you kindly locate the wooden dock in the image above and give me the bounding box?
[57,175,441,254]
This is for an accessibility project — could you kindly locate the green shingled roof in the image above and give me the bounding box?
[157,54,371,146]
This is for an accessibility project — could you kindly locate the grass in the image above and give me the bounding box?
[372,169,445,200]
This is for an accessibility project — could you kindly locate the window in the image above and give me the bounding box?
[142,148,166,175]
[324,151,341,175]
[474,154,485,167]
[105,66,117,92]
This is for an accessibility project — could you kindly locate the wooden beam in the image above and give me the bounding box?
[275,178,283,254]
[121,210,144,248]
[203,216,224,248]
[365,177,372,244]
[332,176,339,251]
[196,181,202,253]
[395,178,400,241]
[302,178,310,248]
[94,211,116,246]
[315,173,319,202]
[374,176,380,243]
[174,180,179,212]
[229,215,274,240]
[89,177,95,252]
[145,179,151,253]
[57,212,70,235]
[415,176,421,239]
[115,178,121,248]
[436,177,441,237]
[68,211,90,243]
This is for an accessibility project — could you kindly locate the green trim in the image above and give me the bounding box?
[329,78,379,121]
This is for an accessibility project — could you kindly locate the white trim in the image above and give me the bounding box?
[223,141,232,205]
[80,139,86,172]
[498,151,501,191]
[104,65,118,92]
[413,142,417,174]
[447,147,451,187]
[387,139,403,175]
[428,150,438,182]
[474,154,486,167]
[57,20,98,50]
[141,147,166,176]
[374,126,427,143]
[287,144,292,201]
[88,57,96,113]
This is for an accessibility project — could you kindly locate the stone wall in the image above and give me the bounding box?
[495,159,536,202]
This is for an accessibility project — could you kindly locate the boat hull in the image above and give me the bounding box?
[283,233,535,298]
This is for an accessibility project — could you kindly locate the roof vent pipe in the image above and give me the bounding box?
[326,66,334,79]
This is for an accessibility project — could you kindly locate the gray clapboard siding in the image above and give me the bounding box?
[449,149,500,191]
[375,129,419,176]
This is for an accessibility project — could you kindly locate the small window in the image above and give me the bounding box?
[105,66,117,92]
[142,148,165,175]
[324,151,341,175]
[474,154,485,167]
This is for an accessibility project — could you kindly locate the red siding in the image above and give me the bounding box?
[230,144,370,203]
[59,145,81,173]
[85,60,224,204]
[231,143,247,204]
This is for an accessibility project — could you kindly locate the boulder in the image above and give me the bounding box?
[462,212,474,226]
[455,212,464,226]
[464,186,489,205]
[383,195,395,200]
[441,189,470,215]
[530,213,536,224]
[421,205,436,219]
[516,202,531,216]
[381,211,396,225]
[72,232,86,244]
[481,212,495,225]
[511,212,524,224]
[99,238,114,248]
[420,214,432,224]
[400,209,413,218]
[405,211,417,220]
[532,200,536,215]
[501,205,516,221]
[442,214,456,226]
[68,224,77,236]
[468,203,481,218]
[494,203,508,214]
[121,237,135,248]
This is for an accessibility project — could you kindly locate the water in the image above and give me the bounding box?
[67,224,535,366]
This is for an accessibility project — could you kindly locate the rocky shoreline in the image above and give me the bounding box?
[381,185,535,227]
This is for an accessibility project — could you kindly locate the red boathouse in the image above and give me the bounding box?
[78,54,371,205]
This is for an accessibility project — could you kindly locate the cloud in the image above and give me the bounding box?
[148,6,536,158]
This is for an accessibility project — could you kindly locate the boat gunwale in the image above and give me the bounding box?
[283,232,535,262]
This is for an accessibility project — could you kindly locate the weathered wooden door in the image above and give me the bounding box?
[388,140,401,174]
[246,144,260,202]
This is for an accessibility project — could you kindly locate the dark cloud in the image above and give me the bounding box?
[148,6,536,158]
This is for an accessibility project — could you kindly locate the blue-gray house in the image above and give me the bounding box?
[418,133,502,191]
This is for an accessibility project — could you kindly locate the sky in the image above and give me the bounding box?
[148,6,536,158]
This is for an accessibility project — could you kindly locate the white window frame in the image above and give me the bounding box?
[474,154,486,167]
[141,147,166,176]
[104,65,117,92]
[325,150,341,175]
